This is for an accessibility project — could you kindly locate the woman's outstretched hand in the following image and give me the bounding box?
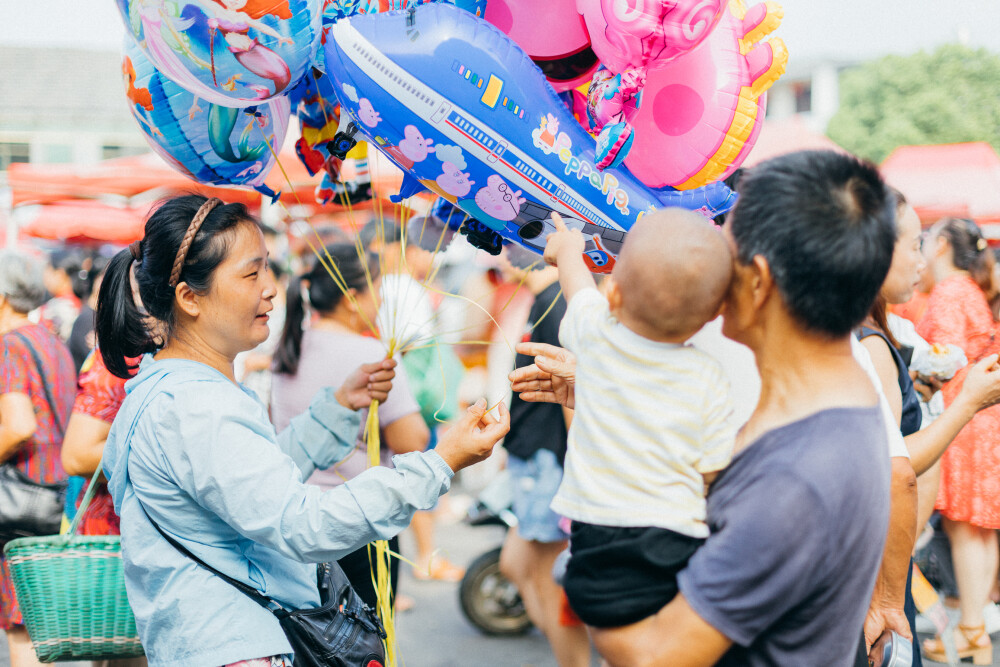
[509,342,577,409]
[336,358,397,410]
[959,353,1000,412]
[435,399,510,473]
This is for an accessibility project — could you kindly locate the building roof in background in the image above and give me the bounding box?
[743,115,845,166]
[0,46,135,134]
[881,142,1000,228]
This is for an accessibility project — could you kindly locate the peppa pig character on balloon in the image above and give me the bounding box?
[356,97,382,127]
[434,161,475,200]
[458,175,525,231]
[384,124,435,170]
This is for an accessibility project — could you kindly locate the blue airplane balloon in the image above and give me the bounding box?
[322,2,736,270]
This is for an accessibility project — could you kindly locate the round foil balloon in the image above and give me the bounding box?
[484,0,598,92]
[123,38,289,199]
[117,0,322,106]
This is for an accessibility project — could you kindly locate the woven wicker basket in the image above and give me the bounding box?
[3,472,144,661]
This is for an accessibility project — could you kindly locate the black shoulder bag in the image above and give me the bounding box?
[0,331,69,546]
[136,488,387,667]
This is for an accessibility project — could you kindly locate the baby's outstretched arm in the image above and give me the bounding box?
[543,212,594,302]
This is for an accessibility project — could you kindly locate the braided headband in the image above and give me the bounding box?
[169,198,222,288]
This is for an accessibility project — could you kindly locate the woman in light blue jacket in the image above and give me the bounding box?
[95,195,508,667]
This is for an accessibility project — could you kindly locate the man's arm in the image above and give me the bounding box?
[543,213,593,302]
[589,594,732,667]
[863,455,917,650]
[508,342,576,409]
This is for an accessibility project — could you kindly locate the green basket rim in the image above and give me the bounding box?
[4,534,122,555]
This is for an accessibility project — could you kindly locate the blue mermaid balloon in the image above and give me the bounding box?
[123,38,289,200]
[117,0,322,106]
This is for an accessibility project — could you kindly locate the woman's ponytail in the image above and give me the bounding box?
[273,275,306,376]
[96,249,156,379]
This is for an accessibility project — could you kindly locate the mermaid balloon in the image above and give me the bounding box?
[116,0,322,106]
[121,38,290,200]
[206,1,293,99]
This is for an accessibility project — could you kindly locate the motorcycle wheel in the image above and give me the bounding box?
[458,547,533,636]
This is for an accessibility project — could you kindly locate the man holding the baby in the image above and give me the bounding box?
[511,150,917,665]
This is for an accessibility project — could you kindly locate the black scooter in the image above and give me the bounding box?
[458,471,533,636]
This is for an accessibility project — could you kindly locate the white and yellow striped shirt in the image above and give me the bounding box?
[551,288,735,538]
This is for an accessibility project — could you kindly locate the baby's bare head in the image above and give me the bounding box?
[612,209,733,340]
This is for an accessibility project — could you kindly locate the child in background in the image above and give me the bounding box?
[544,209,736,631]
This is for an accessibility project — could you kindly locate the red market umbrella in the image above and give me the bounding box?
[17,200,149,244]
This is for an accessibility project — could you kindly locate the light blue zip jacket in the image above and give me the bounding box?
[103,357,453,666]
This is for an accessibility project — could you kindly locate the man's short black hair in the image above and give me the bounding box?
[730,150,896,338]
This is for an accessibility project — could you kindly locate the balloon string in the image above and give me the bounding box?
[255,126,563,663]
[256,124,384,343]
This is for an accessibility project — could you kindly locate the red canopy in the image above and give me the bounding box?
[7,145,418,243]
[16,200,149,244]
[8,154,260,208]
[10,149,409,211]
[881,142,1000,229]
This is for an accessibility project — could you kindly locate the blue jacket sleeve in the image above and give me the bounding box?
[277,387,362,477]
[156,387,455,562]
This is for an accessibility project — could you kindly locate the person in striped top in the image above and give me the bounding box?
[541,208,736,632]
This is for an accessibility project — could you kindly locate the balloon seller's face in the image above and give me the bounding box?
[198,222,276,357]
[881,204,926,305]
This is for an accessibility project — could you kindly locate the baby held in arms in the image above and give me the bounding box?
[543,209,736,631]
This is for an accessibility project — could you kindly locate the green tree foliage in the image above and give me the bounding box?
[826,44,1000,163]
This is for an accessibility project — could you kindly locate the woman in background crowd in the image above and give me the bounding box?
[271,243,430,609]
[39,248,86,343]
[60,345,147,667]
[859,196,1000,665]
[0,249,76,667]
[918,217,1000,663]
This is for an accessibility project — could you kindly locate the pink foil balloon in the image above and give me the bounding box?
[578,0,726,74]
[484,0,598,92]
[623,0,788,189]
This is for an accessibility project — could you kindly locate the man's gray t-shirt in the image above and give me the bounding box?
[678,406,890,666]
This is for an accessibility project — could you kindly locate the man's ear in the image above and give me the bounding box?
[605,275,622,311]
[174,282,201,318]
[750,255,773,311]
